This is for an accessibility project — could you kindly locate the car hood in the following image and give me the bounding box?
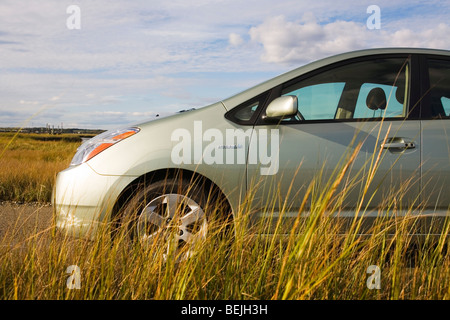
[132,102,228,131]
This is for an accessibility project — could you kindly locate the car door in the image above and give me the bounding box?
[420,56,450,228]
[247,55,421,233]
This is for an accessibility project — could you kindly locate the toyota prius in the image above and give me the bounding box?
[53,48,450,256]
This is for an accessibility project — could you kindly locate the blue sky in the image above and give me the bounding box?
[1,0,450,129]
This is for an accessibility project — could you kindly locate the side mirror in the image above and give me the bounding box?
[264,95,298,120]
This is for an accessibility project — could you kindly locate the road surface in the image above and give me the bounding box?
[0,202,53,246]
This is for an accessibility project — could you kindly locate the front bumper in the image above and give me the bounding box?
[52,163,137,239]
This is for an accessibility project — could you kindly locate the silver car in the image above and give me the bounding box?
[53,48,450,252]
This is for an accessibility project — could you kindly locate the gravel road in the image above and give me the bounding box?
[0,202,53,245]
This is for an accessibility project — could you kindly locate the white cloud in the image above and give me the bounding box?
[229,33,244,47]
[387,23,450,48]
[93,111,125,116]
[19,100,40,105]
[130,111,159,117]
[247,15,450,65]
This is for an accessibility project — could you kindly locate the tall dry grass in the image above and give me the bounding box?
[0,128,448,300]
[0,191,448,299]
[0,133,81,202]
[0,153,449,300]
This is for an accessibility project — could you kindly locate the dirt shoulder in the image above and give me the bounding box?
[0,202,53,244]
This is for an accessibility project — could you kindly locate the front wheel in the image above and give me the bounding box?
[119,177,231,261]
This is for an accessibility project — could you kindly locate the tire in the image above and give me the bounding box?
[118,176,231,261]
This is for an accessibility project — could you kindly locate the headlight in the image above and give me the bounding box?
[70,127,140,166]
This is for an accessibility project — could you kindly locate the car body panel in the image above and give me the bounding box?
[248,120,421,212]
[69,102,249,218]
[246,120,424,234]
[53,162,138,239]
[421,119,450,210]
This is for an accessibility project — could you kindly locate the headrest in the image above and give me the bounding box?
[366,87,387,111]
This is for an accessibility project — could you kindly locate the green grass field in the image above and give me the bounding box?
[0,131,449,300]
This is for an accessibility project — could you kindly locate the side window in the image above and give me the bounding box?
[234,102,259,121]
[427,59,450,117]
[280,57,409,121]
[443,97,450,115]
[225,92,269,125]
[283,83,345,120]
[353,83,406,118]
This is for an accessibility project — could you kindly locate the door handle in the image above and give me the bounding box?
[381,137,416,151]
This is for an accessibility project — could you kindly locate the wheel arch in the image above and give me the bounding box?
[111,168,234,221]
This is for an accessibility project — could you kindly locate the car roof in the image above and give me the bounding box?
[221,47,450,110]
